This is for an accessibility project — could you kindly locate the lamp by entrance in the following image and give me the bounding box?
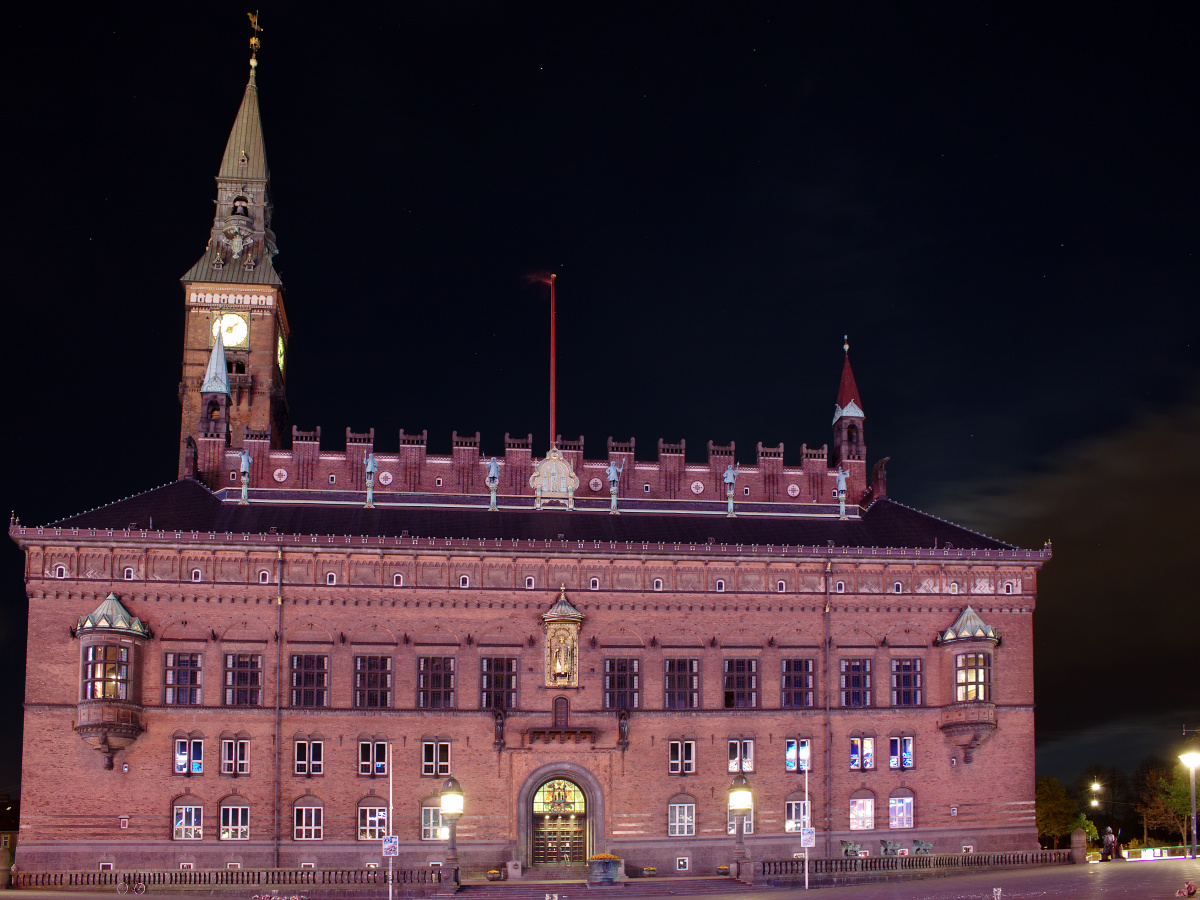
[532,778,587,865]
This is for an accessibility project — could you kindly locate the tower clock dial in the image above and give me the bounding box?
[212,312,249,348]
[277,334,286,373]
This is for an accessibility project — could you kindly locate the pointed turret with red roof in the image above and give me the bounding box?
[832,336,866,496]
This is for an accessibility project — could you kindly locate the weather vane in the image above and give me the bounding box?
[247,11,263,61]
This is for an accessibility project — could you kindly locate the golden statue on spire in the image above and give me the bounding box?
[247,11,263,58]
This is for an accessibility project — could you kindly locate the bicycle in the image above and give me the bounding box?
[117,878,146,894]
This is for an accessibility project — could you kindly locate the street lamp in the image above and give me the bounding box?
[440,775,464,887]
[1180,748,1200,860]
[1090,782,1101,808]
[728,773,753,875]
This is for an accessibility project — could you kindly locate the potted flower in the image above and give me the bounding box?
[587,853,622,884]
[486,870,503,882]
[716,865,730,876]
[642,867,656,877]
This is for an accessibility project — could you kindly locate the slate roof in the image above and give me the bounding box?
[46,479,1020,552]
[181,246,282,286]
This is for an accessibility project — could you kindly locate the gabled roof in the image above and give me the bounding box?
[939,606,999,644]
[77,593,150,638]
[200,327,231,395]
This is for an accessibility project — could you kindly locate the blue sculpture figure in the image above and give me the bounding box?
[605,460,624,488]
[723,463,739,488]
[237,449,253,475]
[484,457,501,483]
[835,466,849,493]
[364,451,378,476]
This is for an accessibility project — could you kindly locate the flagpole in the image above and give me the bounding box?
[549,273,556,449]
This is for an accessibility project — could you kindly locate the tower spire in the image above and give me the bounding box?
[833,334,863,422]
[832,335,865,468]
[201,324,231,395]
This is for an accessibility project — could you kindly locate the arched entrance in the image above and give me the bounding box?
[531,779,586,865]
[516,762,605,870]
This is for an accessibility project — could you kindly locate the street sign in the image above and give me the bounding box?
[382,835,399,857]
[800,827,816,848]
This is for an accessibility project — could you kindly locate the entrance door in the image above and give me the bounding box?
[531,778,587,865]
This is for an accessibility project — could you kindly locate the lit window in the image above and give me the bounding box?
[480,657,516,709]
[723,659,757,708]
[955,652,991,702]
[123,567,134,580]
[221,738,250,775]
[422,741,451,777]
[165,652,202,705]
[785,738,811,772]
[224,653,262,706]
[421,806,442,840]
[174,738,203,774]
[83,645,129,700]
[358,806,387,840]
[294,740,323,776]
[782,658,815,708]
[668,740,695,775]
[889,795,914,829]
[949,582,959,594]
[668,803,695,836]
[294,805,323,840]
[849,797,875,830]
[664,658,699,709]
[785,799,811,832]
[889,736,914,770]
[727,739,754,773]
[890,658,923,706]
[850,737,875,770]
[603,658,640,709]
[359,741,387,776]
[220,805,248,840]
[173,805,203,840]
[839,658,872,707]
[290,654,329,707]
[355,655,393,708]
[417,657,454,708]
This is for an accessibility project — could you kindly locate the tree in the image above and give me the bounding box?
[1037,776,1079,848]
[1138,766,1191,846]
[1069,812,1098,841]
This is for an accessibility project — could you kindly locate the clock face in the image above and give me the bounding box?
[212,313,249,348]
[276,334,286,373]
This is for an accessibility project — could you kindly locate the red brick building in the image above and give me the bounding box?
[10,54,1048,875]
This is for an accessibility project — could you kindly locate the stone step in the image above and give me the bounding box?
[456,876,757,899]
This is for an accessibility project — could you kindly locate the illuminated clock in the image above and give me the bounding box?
[212,312,249,348]
[276,334,286,373]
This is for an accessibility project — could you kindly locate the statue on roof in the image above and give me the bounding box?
[605,460,624,488]
[835,466,850,493]
[723,462,739,487]
[364,451,378,475]
[237,448,253,475]
[483,457,500,484]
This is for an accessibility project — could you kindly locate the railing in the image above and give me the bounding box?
[14,868,442,890]
[757,849,1070,879]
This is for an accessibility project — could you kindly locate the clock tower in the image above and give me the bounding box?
[178,51,290,480]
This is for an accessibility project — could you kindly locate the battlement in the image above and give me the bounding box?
[191,427,874,507]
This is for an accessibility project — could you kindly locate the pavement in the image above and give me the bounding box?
[10,859,1200,900]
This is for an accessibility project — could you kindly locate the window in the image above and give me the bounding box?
[889,736,914,770]
[643,483,650,493]
[785,800,811,832]
[839,658,872,707]
[480,657,516,709]
[459,575,470,588]
[165,652,202,705]
[652,578,663,591]
[358,806,387,840]
[174,738,203,774]
[435,477,442,487]
[720,657,758,710]
[668,803,695,836]
[55,565,66,578]
[393,573,403,586]
[727,739,754,773]
[849,797,875,830]
[668,740,695,775]
[328,474,336,484]
[221,738,250,775]
[664,658,699,709]
[225,653,262,706]
[294,739,323,776]
[589,577,599,590]
[355,655,393,708]
[603,658,640,709]
[259,570,269,583]
[421,806,442,840]
[850,737,875,770]
[726,803,753,834]
[359,741,387,776]
[325,572,336,585]
[949,582,959,594]
[782,658,815,708]
[743,487,750,496]
[423,741,451,777]
[776,580,786,593]
[715,579,726,592]
[173,805,203,839]
[294,805,323,840]
[291,654,329,707]
[83,645,129,700]
[890,658,923,706]
[417,657,454,709]
[1004,581,1014,594]
[220,805,249,840]
[123,567,134,580]
[835,580,845,593]
[955,652,991,702]
[191,569,202,582]
[893,581,903,593]
[889,794,914,829]
[785,738,811,772]
[525,576,535,589]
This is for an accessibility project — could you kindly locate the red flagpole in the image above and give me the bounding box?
[549,273,557,449]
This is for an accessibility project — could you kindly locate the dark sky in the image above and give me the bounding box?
[3,3,1197,793]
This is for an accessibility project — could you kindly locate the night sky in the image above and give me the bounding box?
[4,4,1197,795]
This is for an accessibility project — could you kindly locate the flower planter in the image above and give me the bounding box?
[486,871,504,882]
[587,856,622,884]
[642,867,656,877]
[716,865,731,876]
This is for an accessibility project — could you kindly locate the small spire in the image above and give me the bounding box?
[201,320,232,395]
[833,336,864,423]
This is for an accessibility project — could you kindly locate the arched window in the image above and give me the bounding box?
[191,569,202,582]
[219,795,250,840]
[776,580,786,593]
[172,796,204,840]
[123,567,134,581]
[393,573,403,587]
[847,424,859,444]
[259,570,269,584]
[357,796,388,840]
[207,400,221,420]
[1004,582,1014,594]
[328,474,336,485]
[553,697,569,727]
[231,197,250,216]
[459,575,470,588]
[292,796,324,840]
[589,577,599,590]
[643,483,651,493]
[849,788,875,831]
[668,793,696,837]
[715,579,725,593]
[55,565,66,579]
[835,581,845,593]
[949,582,959,595]
[326,572,336,585]
[888,788,915,829]
[893,582,903,593]
[785,789,811,832]
[525,576,535,589]
[653,578,663,592]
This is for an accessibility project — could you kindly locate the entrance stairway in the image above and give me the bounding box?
[456,876,758,899]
